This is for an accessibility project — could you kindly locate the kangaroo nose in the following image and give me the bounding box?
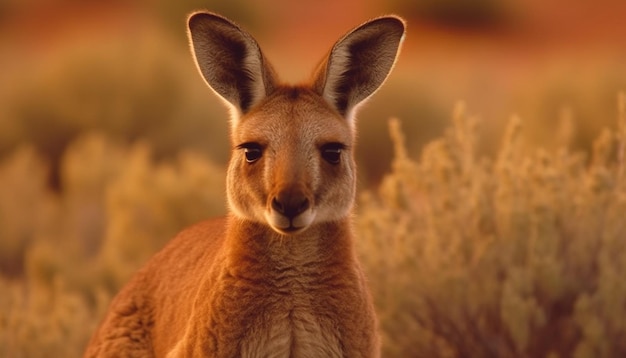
[271,190,310,219]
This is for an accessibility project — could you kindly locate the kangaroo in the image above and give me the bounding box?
[84,11,405,358]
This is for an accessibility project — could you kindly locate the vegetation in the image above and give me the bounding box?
[2,2,626,356]
[1,95,625,357]
[358,98,626,357]
[0,135,225,357]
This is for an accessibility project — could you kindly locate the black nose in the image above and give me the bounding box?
[271,191,310,219]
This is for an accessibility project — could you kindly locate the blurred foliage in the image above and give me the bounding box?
[0,133,225,356]
[1,1,626,356]
[1,96,625,356]
[0,22,231,187]
[357,96,626,357]
[1,0,624,185]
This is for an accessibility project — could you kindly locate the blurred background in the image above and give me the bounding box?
[1,0,625,187]
[1,0,626,356]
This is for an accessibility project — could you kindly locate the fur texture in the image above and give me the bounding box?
[84,11,405,358]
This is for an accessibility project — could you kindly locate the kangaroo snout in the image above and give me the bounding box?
[271,190,310,219]
[267,185,315,234]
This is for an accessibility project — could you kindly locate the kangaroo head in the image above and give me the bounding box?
[188,12,405,235]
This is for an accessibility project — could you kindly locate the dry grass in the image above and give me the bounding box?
[357,97,626,357]
[1,95,625,357]
[2,2,626,356]
[0,134,225,357]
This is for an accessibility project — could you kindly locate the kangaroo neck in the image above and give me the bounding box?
[224,215,355,269]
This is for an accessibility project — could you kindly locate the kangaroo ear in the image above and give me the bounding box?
[188,12,278,119]
[312,16,405,121]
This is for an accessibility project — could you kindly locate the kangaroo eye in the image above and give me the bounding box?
[245,148,262,163]
[321,143,345,165]
[238,143,263,163]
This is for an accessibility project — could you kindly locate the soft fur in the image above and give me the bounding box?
[84,11,405,358]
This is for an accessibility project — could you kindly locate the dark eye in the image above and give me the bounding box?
[238,143,263,163]
[321,143,345,165]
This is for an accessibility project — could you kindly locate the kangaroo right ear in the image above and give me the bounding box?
[312,16,405,123]
[187,12,277,119]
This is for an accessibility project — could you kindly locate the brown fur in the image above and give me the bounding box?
[85,12,404,358]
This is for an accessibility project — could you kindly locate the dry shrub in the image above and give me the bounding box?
[0,132,226,356]
[1,96,626,356]
[357,97,626,357]
[0,147,57,277]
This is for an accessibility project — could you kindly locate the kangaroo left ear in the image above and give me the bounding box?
[311,16,405,122]
[187,12,278,121]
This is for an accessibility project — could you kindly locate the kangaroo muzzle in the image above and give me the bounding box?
[266,185,315,235]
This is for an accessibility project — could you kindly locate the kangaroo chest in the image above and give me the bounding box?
[239,305,343,358]
[210,260,346,358]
